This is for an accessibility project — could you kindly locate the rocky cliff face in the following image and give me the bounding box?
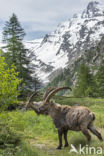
[24,1,104,84]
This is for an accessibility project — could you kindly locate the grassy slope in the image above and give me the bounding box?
[0,97,104,156]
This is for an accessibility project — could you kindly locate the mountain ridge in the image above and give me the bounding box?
[24,1,104,84]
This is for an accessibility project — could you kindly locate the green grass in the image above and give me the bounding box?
[0,97,104,155]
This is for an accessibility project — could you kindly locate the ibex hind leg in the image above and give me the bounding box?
[88,126,103,141]
[81,126,91,143]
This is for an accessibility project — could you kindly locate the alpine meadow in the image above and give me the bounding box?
[0,1,104,156]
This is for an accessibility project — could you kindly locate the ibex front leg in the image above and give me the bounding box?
[64,130,68,147]
[56,129,63,149]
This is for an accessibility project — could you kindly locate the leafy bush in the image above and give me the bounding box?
[0,53,21,110]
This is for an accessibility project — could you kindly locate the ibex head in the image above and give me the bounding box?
[25,87,72,115]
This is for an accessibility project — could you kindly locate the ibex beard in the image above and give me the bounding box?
[26,87,103,149]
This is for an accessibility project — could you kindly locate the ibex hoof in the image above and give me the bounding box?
[56,146,62,150]
[100,138,103,142]
[64,143,69,147]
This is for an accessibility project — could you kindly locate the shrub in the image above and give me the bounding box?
[0,53,21,110]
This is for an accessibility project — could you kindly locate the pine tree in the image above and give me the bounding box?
[3,14,25,64]
[96,60,104,97]
[73,64,95,97]
[2,13,39,91]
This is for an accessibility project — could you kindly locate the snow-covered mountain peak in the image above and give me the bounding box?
[82,1,104,18]
[24,1,104,84]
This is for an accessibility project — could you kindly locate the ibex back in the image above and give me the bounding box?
[26,87,103,149]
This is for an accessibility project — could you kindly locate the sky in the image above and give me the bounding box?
[0,0,104,40]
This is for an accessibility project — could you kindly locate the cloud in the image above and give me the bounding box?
[0,0,104,39]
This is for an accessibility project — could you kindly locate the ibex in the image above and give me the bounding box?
[26,87,103,149]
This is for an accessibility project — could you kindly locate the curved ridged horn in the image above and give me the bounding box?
[45,87,72,103]
[25,92,37,108]
[43,87,57,100]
